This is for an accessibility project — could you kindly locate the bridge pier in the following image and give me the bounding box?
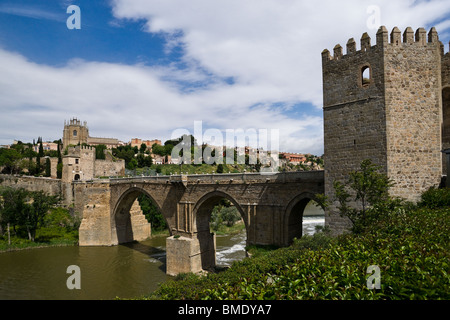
[166,233,216,276]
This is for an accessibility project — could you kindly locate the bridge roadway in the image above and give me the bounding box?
[73,171,324,275]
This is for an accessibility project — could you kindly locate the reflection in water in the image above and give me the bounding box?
[0,216,324,300]
[0,236,169,300]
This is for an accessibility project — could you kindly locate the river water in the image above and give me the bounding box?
[0,216,324,300]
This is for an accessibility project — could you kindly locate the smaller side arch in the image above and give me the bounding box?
[283,192,319,245]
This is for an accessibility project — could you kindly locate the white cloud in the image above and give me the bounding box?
[0,4,64,22]
[1,0,449,155]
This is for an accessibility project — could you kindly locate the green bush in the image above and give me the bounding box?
[210,205,241,232]
[419,187,450,209]
[144,206,449,300]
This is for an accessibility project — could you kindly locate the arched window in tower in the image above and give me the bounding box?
[73,130,77,137]
[361,65,371,87]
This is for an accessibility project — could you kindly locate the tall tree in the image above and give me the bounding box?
[36,137,43,175]
[21,191,58,241]
[38,137,44,157]
[0,188,28,244]
[45,157,51,177]
[139,143,147,154]
[57,140,63,179]
[0,148,22,174]
[95,144,107,160]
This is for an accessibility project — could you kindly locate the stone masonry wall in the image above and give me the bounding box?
[322,26,444,234]
[0,174,63,197]
[384,27,442,201]
[322,27,389,234]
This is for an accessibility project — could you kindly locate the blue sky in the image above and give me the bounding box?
[0,0,449,155]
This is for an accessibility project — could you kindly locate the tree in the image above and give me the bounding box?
[0,148,22,174]
[138,194,167,231]
[113,145,135,167]
[127,158,138,170]
[45,158,51,177]
[95,144,107,160]
[136,153,152,168]
[317,159,396,233]
[139,143,147,154]
[35,137,44,175]
[210,199,241,231]
[151,144,166,156]
[21,191,58,241]
[0,187,28,244]
[57,140,63,179]
[38,137,44,157]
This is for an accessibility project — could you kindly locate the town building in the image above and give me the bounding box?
[32,141,58,153]
[130,138,162,151]
[62,145,125,182]
[279,152,306,165]
[62,118,123,149]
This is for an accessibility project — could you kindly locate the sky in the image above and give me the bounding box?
[0,0,449,155]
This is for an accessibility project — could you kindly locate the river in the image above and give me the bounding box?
[0,216,324,300]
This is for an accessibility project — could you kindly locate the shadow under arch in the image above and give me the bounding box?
[112,187,167,245]
[442,86,450,176]
[284,192,322,245]
[192,190,247,270]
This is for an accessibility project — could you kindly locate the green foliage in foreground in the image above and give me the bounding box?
[144,206,449,300]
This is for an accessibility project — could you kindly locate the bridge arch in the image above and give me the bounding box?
[192,190,247,270]
[111,187,165,245]
[284,192,322,245]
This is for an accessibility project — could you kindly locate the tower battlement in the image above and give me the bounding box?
[322,26,441,63]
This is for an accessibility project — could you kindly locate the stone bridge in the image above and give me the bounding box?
[73,171,324,275]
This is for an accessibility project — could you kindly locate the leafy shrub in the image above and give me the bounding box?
[145,206,450,300]
[419,187,450,209]
[211,205,241,232]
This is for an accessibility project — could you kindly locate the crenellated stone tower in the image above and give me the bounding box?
[322,26,450,234]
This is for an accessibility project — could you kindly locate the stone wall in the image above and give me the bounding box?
[94,159,125,177]
[0,174,63,197]
[322,28,389,234]
[384,27,442,200]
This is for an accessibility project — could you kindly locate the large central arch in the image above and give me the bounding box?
[192,190,247,270]
[111,187,163,245]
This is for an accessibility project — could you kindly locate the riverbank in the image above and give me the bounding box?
[141,206,450,300]
[0,228,78,253]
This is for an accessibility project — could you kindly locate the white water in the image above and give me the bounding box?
[215,215,325,266]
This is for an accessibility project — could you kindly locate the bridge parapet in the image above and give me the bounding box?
[103,170,324,186]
